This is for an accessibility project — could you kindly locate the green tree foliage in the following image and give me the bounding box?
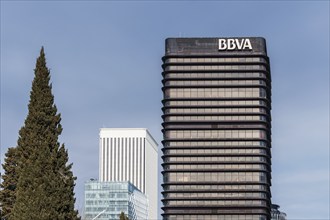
[119,211,129,220]
[0,147,19,219]
[1,47,79,220]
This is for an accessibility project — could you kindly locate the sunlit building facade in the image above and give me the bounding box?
[161,38,272,220]
[84,180,148,220]
[99,128,158,220]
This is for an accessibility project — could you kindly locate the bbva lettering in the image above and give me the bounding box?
[218,39,253,50]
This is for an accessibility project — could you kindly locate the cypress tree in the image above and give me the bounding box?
[0,147,19,219]
[5,47,79,219]
[119,211,129,220]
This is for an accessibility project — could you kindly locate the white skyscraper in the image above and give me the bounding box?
[99,128,158,220]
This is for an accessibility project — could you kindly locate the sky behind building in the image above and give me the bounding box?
[1,1,329,219]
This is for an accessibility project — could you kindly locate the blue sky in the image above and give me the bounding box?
[1,1,329,219]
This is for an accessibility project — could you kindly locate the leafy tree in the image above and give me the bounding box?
[0,147,19,219]
[119,211,129,220]
[3,47,79,219]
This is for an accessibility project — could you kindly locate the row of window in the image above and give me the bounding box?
[163,172,267,183]
[164,72,267,79]
[86,213,129,219]
[163,156,268,163]
[164,80,267,86]
[85,193,128,199]
[165,88,267,99]
[163,164,267,171]
[164,141,268,147]
[164,100,267,107]
[164,115,267,122]
[163,200,267,206]
[165,107,267,114]
[85,193,129,199]
[165,57,266,63]
[85,206,127,212]
[165,124,268,131]
[163,192,267,198]
[85,200,128,206]
[163,214,267,220]
[163,184,268,191]
[85,183,131,191]
[164,148,266,154]
[165,65,267,71]
[165,130,267,139]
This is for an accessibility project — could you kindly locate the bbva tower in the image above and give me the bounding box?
[161,38,272,220]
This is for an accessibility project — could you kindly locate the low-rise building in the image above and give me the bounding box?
[84,180,148,220]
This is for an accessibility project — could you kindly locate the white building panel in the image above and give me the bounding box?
[99,128,158,220]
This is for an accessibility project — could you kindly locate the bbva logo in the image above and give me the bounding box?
[218,38,253,51]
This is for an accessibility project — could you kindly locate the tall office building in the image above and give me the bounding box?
[99,128,158,220]
[161,38,272,220]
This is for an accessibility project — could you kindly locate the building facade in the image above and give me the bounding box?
[99,128,158,220]
[84,181,148,220]
[161,38,272,220]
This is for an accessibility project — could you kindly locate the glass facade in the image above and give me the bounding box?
[84,181,148,220]
[161,38,272,220]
